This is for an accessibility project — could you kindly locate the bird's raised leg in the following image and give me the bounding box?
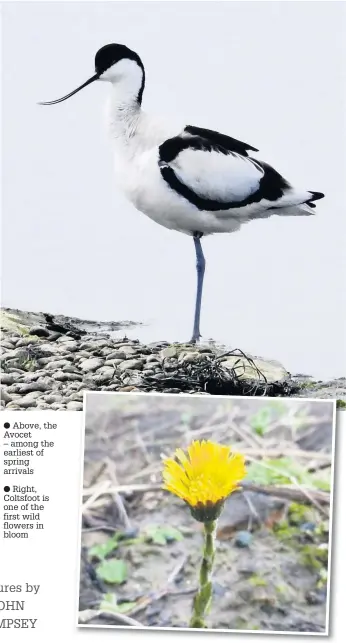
[190,232,205,343]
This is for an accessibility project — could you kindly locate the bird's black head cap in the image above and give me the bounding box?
[95,44,145,104]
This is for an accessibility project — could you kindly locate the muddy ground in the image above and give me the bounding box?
[79,395,334,632]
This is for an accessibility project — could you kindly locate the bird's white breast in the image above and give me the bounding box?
[109,110,200,231]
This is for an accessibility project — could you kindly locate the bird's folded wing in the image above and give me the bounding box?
[158,131,266,211]
[174,148,263,202]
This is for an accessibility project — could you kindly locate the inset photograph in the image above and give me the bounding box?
[78,393,336,633]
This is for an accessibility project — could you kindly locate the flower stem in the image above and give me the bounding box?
[189,520,216,628]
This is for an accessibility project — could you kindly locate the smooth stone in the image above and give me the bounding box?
[74,351,91,360]
[100,347,116,356]
[4,384,22,394]
[103,384,120,391]
[52,371,70,382]
[1,341,15,350]
[1,374,16,385]
[27,375,55,386]
[80,357,104,372]
[178,351,204,364]
[121,346,137,356]
[79,340,110,351]
[93,375,113,385]
[22,372,40,382]
[148,341,170,349]
[66,401,83,411]
[62,365,81,374]
[15,337,40,347]
[0,348,30,361]
[17,395,39,408]
[28,326,50,337]
[56,335,79,343]
[8,380,41,393]
[73,382,86,391]
[104,358,124,367]
[221,354,289,383]
[62,340,79,352]
[118,359,144,372]
[146,355,159,363]
[105,351,127,360]
[46,332,61,341]
[37,357,53,366]
[93,366,115,383]
[1,387,13,403]
[45,359,73,370]
[114,342,137,348]
[36,344,62,355]
[44,394,64,404]
[66,391,84,401]
[160,346,178,359]
[234,531,253,548]
[53,352,74,360]
[64,373,83,381]
[17,381,50,393]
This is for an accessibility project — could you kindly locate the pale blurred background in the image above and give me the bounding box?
[2,1,345,379]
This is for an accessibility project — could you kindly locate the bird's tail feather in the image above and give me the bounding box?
[306,190,325,206]
[276,190,325,217]
[276,204,316,217]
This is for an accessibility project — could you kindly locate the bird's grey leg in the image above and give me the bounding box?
[190,233,205,343]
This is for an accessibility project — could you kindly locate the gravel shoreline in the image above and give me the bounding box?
[1,308,345,410]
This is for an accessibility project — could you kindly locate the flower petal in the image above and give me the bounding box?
[162,439,246,512]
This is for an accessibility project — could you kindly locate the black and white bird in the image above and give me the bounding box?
[40,44,324,343]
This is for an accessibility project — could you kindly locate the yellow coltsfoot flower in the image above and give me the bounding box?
[162,439,246,522]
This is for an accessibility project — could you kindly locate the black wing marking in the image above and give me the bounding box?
[159,126,259,164]
[185,125,259,156]
[248,160,291,201]
[159,133,228,164]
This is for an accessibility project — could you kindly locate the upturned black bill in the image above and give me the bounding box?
[38,73,99,105]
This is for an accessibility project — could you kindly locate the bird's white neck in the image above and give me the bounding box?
[106,83,142,143]
[102,57,145,147]
[104,63,179,159]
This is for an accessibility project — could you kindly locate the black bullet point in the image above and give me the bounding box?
[4,422,10,429]
[4,486,10,492]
